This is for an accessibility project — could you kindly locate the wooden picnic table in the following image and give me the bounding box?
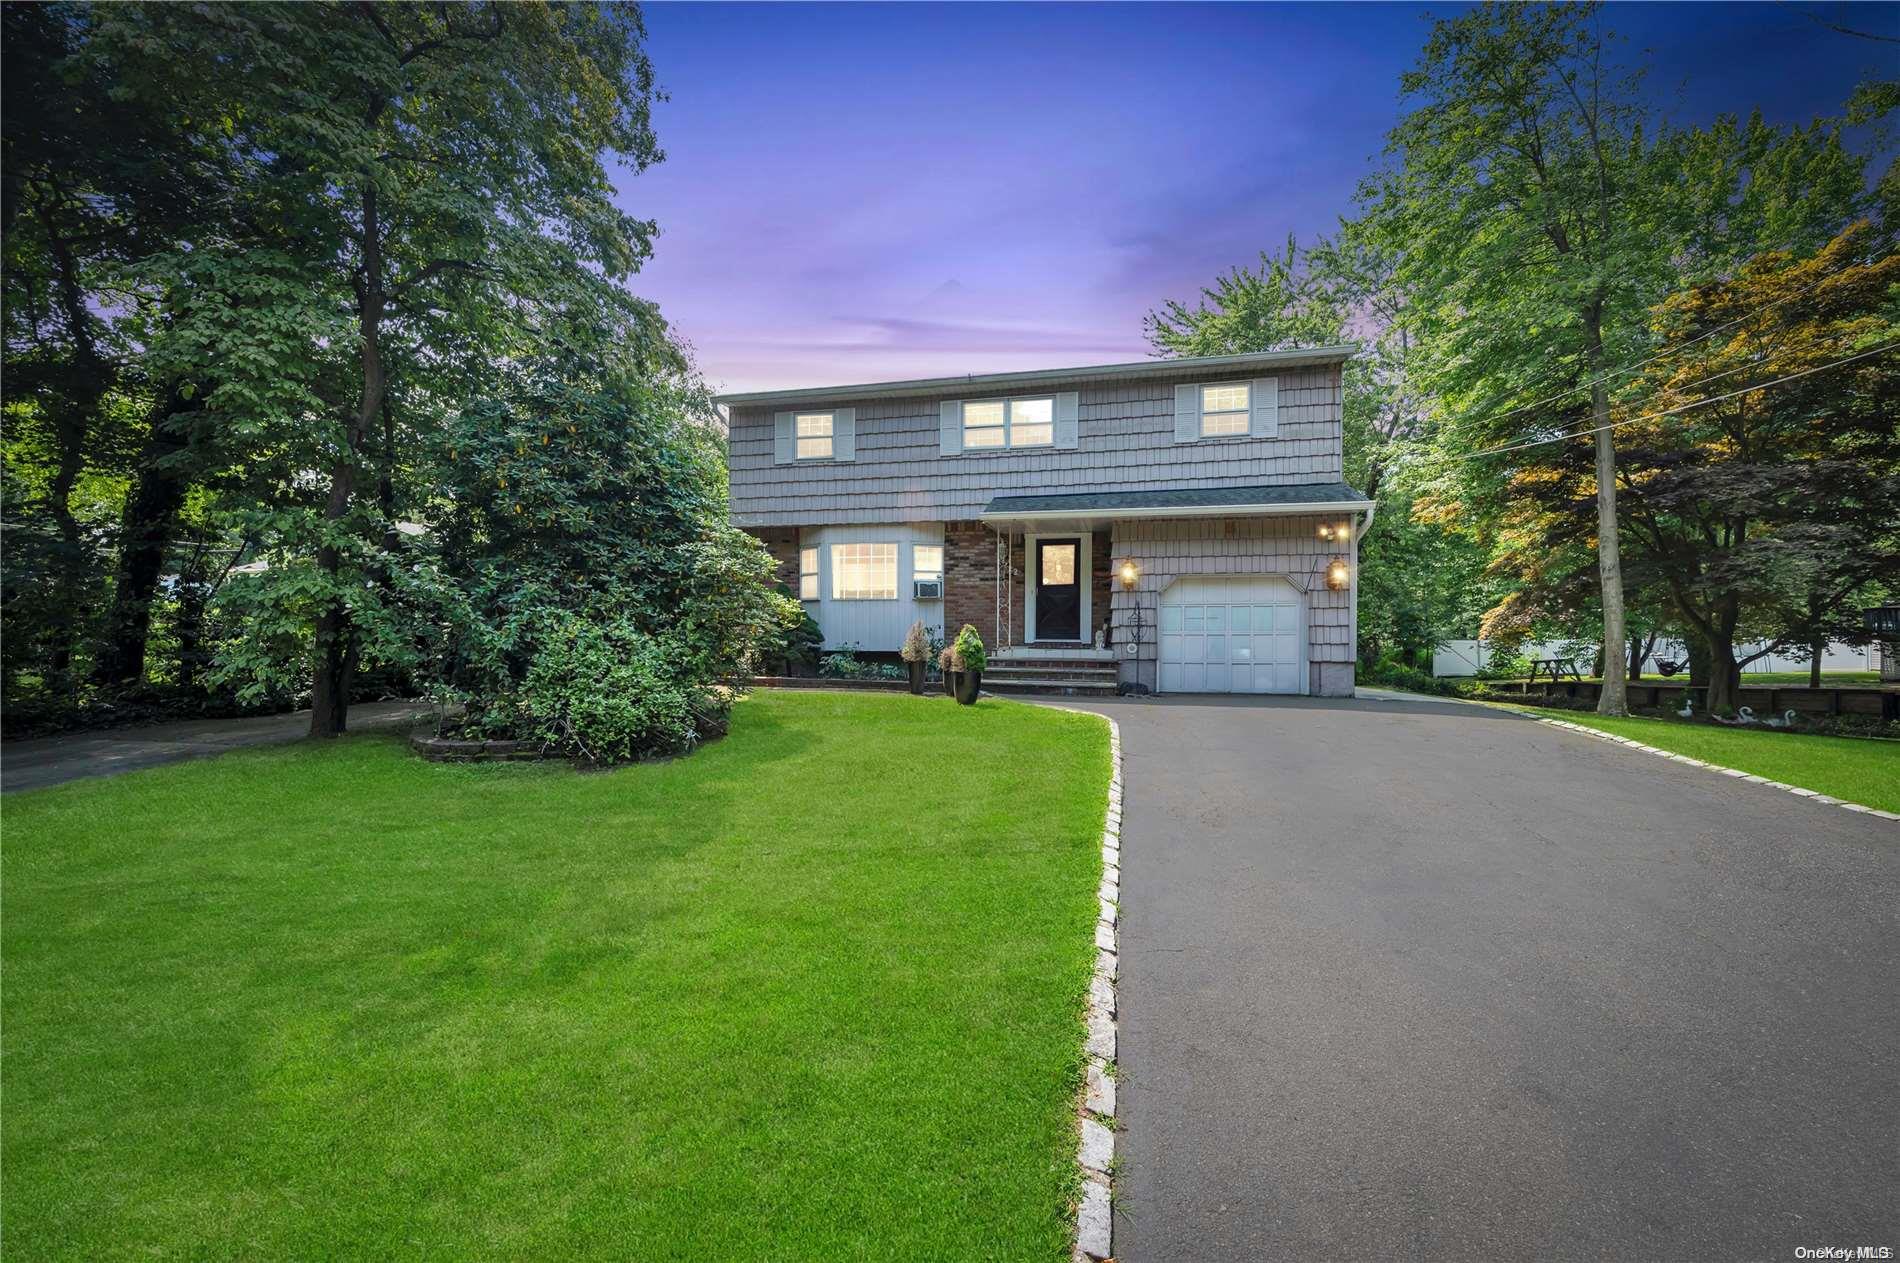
[1525,657,1583,685]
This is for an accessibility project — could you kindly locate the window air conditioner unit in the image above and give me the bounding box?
[913,578,943,600]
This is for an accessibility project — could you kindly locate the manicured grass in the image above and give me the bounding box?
[1732,670,1881,686]
[1515,709,1900,814]
[3,691,1110,1260]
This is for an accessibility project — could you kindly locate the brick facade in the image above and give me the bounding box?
[747,526,800,593]
[943,522,1115,652]
[943,521,1003,647]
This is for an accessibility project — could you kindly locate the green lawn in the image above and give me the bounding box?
[1733,670,1881,686]
[1518,709,1900,814]
[2,690,1110,1260]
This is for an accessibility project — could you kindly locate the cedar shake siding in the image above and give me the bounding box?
[1108,515,1358,696]
[726,361,1344,529]
[720,348,1368,692]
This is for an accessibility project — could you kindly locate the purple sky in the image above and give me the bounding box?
[617,2,1899,395]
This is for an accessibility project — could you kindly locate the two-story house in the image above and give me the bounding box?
[721,346,1374,696]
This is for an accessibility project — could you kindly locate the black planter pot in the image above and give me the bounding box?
[907,660,926,694]
[955,668,982,705]
[941,670,958,697]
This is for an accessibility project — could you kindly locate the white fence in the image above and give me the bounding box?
[1432,638,1882,678]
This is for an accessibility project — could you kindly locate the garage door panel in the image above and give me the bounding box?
[1158,577,1305,695]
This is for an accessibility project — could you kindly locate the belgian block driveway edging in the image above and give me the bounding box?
[1027,701,1123,1262]
[1531,715,1900,823]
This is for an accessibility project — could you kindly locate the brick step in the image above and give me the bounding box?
[983,677,1121,697]
[985,663,1120,680]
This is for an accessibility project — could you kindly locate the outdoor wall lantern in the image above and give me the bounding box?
[1118,559,1141,590]
[1317,522,1337,541]
[1325,557,1350,591]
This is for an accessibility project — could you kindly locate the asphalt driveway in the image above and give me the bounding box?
[2,701,432,793]
[1056,694,1898,1262]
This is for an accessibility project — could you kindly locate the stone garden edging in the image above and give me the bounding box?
[1532,715,1900,823]
[1029,702,1124,1262]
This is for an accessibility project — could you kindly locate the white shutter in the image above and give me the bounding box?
[833,407,856,461]
[1250,377,1279,438]
[940,400,963,455]
[1054,391,1080,449]
[773,411,795,464]
[1173,384,1200,443]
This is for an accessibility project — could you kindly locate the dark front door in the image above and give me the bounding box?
[1034,538,1082,641]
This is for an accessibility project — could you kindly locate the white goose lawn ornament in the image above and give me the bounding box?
[1762,709,1799,729]
[1677,694,1695,719]
[1713,706,1757,727]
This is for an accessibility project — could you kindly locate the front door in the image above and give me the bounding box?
[1034,538,1081,641]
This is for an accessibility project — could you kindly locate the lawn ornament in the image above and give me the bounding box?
[1762,709,1799,729]
[1676,694,1695,719]
[1713,706,1757,727]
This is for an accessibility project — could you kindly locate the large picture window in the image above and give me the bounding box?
[963,396,1054,449]
[1200,383,1250,437]
[831,543,898,600]
[795,412,835,460]
[798,546,819,601]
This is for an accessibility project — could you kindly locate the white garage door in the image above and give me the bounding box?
[1158,576,1305,694]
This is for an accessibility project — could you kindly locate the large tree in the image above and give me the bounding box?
[1618,225,1899,712]
[84,1,665,735]
[1365,1,1673,713]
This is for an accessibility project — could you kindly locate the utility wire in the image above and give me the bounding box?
[1416,340,1897,467]
[1447,269,1841,439]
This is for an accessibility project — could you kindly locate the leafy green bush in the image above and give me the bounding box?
[1476,650,1533,681]
[953,624,987,674]
[819,648,904,680]
[520,617,715,762]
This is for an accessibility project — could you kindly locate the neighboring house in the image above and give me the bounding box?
[720,347,1372,696]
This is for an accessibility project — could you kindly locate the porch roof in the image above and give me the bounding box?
[980,481,1372,526]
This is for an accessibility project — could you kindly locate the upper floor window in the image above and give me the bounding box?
[798,546,819,601]
[964,396,1054,450]
[1200,383,1250,437]
[832,542,897,600]
[796,412,834,460]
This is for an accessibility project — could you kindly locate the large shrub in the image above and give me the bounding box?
[520,617,709,762]
[408,362,799,761]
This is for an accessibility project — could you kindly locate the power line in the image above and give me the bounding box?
[1446,269,1841,439]
[1417,340,1897,467]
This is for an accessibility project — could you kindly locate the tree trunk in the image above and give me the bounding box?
[1686,634,1710,689]
[93,391,193,687]
[42,216,112,684]
[1628,630,1656,682]
[1808,635,1826,690]
[1706,639,1743,716]
[310,184,386,737]
[1585,310,1629,717]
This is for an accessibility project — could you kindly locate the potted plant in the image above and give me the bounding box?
[938,643,961,697]
[951,624,986,705]
[901,620,931,694]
